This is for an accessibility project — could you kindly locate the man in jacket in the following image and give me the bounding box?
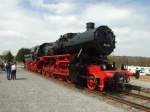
[6,62,11,80]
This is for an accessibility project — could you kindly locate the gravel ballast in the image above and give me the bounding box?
[0,68,127,112]
[129,80,150,89]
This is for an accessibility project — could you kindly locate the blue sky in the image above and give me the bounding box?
[0,0,150,57]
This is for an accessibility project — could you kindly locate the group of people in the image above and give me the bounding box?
[5,62,17,80]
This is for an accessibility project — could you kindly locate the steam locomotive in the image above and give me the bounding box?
[24,22,139,91]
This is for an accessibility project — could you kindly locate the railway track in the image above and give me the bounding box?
[84,88,150,112]
[102,92,150,112]
[125,84,150,94]
[28,70,150,112]
[83,86,150,112]
[122,91,150,101]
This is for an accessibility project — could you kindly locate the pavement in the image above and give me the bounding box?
[0,67,128,112]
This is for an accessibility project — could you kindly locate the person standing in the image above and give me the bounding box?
[11,62,17,80]
[6,62,11,80]
[4,62,7,71]
[1,62,4,71]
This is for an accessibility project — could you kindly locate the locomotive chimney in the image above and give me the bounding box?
[86,22,95,31]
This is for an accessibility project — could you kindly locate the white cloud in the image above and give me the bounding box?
[0,0,149,57]
[82,3,131,23]
[28,0,76,15]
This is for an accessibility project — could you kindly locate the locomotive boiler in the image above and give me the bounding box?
[56,22,115,57]
[24,22,139,91]
[29,22,115,58]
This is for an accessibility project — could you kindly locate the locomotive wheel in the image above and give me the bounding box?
[42,69,46,76]
[58,76,65,81]
[45,72,50,78]
[87,75,98,90]
[46,72,51,78]
[52,73,57,78]
[46,70,52,77]
[66,76,72,84]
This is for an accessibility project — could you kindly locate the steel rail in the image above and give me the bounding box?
[125,84,150,94]
[122,92,150,101]
[102,93,150,112]
[84,88,150,112]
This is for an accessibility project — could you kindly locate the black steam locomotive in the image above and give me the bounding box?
[24,22,138,91]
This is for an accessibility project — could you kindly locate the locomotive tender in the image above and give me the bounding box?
[24,22,139,91]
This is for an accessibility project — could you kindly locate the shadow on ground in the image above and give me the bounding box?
[16,78,27,80]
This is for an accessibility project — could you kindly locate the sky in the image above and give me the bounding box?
[0,0,150,57]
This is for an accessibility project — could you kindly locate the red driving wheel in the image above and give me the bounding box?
[87,75,98,90]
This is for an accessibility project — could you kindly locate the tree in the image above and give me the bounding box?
[3,51,14,62]
[16,48,30,62]
[108,55,150,67]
